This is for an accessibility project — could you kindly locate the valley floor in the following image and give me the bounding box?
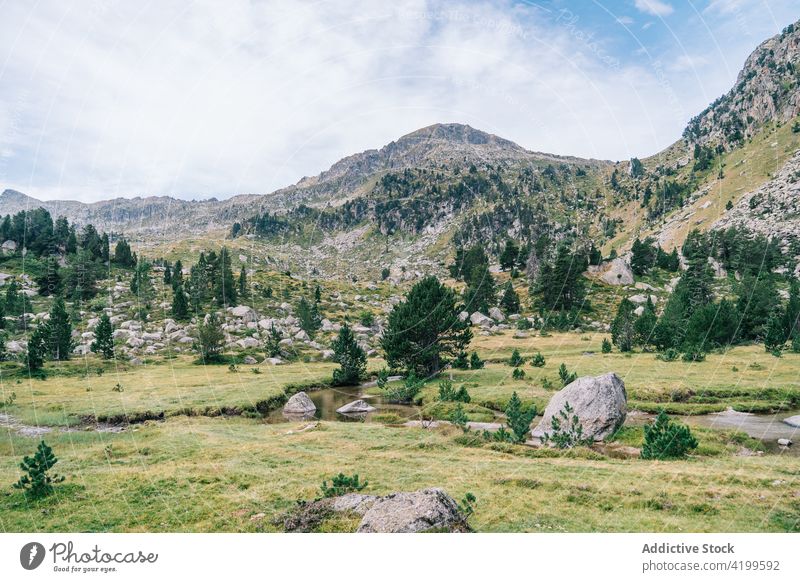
[1,331,799,532]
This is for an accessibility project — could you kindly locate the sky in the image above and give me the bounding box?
[0,0,797,202]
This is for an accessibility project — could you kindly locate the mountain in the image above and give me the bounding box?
[0,123,608,238]
[685,22,800,149]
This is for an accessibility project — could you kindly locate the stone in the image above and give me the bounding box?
[283,392,316,415]
[357,488,468,533]
[229,305,257,322]
[336,400,377,414]
[458,311,469,322]
[6,340,24,354]
[237,337,260,349]
[708,256,728,279]
[294,330,310,341]
[243,356,257,365]
[470,312,493,326]
[777,438,793,447]
[488,306,506,322]
[782,415,800,428]
[531,372,627,442]
[264,357,284,365]
[599,257,634,286]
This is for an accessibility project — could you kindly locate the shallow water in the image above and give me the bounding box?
[266,385,420,423]
[628,408,800,456]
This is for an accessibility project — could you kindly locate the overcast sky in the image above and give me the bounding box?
[0,0,797,202]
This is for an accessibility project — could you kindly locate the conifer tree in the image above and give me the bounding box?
[171,285,190,321]
[238,265,248,298]
[463,263,496,314]
[13,440,64,499]
[91,313,115,359]
[214,247,238,307]
[195,313,225,362]
[47,296,73,361]
[331,323,367,386]
[500,281,520,314]
[382,276,472,375]
[611,298,637,352]
[26,324,47,372]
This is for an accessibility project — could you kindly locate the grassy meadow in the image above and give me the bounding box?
[1,330,799,533]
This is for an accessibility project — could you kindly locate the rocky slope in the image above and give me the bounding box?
[684,21,800,149]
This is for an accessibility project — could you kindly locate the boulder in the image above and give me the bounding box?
[336,400,377,414]
[599,258,634,286]
[531,372,627,442]
[243,356,258,365]
[229,305,257,322]
[283,392,316,415]
[782,415,800,428]
[470,312,493,326]
[357,488,468,533]
[777,438,793,447]
[488,307,506,322]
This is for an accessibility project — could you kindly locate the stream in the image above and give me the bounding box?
[266,386,800,455]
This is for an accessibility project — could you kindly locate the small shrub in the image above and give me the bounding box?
[358,310,375,328]
[541,377,554,390]
[505,392,537,443]
[228,363,238,373]
[12,440,65,500]
[508,349,525,367]
[601,338,612,353]
[381,373,423,404]
[438,379,470,403]
[530,352,545,367]
[452,351,470,370]
[656,348,680,362]
[320,473,368,498]
[375,367,389,390]
[641,411,698,460]
[251,368,261,374]
[516,318,532,330]
[112,383,124,392]
[558,363,577,386]
[469,351,484,370]
[1,391,16,407]
[541,402,593,449]
[449,403,469,431]
[681,347,706,362]
[512,368,526,380]
[459,492,477,518]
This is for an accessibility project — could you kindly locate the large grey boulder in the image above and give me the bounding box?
[357,488,468,533]
[283,392,316,415]
[532,372,627,442]
[336,399,376,414]
[599,258,634,286]
[488,307,506,322]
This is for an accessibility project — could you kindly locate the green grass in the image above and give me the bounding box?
[1,417,798,532]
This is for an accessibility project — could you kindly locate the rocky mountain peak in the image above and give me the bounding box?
[684,19,800,149]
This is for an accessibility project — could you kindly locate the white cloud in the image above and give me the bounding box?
[0,0,778,202]
[616,16,635,25]
[634,0,675,17]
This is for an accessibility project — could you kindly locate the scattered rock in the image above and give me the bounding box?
[777,438,793,447]
[283,392,316,415]
[336,400,377,414]
[488,307,505,322]
[782,415,800,428]
[531,372,627,442]
[357,488,469,533]
[599,257,634,286]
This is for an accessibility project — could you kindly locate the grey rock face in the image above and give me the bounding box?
[599,258,634,286]
[531,372,627,442]
[356,488,467,533]
[283,391,316,415]
[336,399,377,414]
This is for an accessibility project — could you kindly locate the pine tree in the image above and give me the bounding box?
[264,325,283,358]
[91,313,115,359]
[26,324,48,372]
[36,256,63,297]
[171,285,190,321]
[500,281,520,314]
[163,263,172,285]
[12,440,64,499]
[195,313,225,362]
[633,297,657,348]
[214,247,237,307]
[641,411,698,460]
[297,296,322,338]
[381,276,472,375]
[764,308,787,353]
[611,298,637,352]
[171,259,184,290]
[47,296,73,361]
[505,392,536,443]
[536,242,587,312]
[238,265,248,298]
[463,264,496,314]
[331,323,367,386]
[499,239,519,271]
